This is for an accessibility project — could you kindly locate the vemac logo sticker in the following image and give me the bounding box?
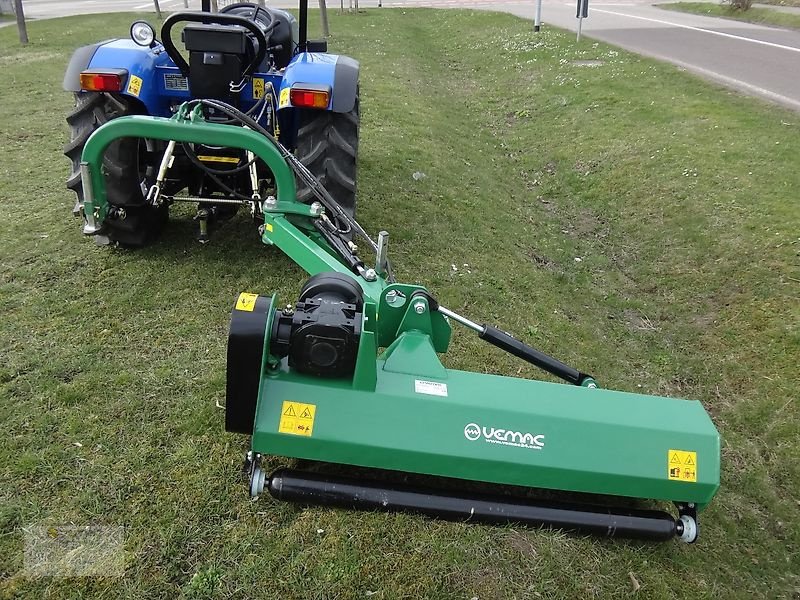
[463,423,545,450]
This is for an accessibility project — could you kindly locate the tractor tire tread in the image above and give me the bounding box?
[295,96,360,217]
[64,91,165,247]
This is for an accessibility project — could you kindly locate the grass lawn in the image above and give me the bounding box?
[660,2,800,29]
[1,8,799,599]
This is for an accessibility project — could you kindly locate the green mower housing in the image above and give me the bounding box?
[78,104,720,543]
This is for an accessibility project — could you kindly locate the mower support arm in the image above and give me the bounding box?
[79,113,387,300]
[80,114,297,226]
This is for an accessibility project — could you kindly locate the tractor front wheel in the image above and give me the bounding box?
[294,98,360,219]
[64,92,167,247]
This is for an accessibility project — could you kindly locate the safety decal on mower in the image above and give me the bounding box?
[279,401,316,437]
[235,293,259,312]
[668,449,697,482]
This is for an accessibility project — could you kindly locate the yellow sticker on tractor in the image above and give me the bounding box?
[279,87,291,108]
[668,449,697,482]
[253,78,265,100]
[279,401,316,436]
[127,75,143,97]
[235,292,258,312]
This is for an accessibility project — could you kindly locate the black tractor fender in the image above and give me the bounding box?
[281,54,359,114]
[331,56,359,113]
[62,41,114,92]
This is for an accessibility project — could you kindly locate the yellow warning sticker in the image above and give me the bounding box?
[197,155,239,164]
[279,87,291,108]
[668,449,697,482]
[279,401,316,437]
[265,223,273,232]
[127,75,143,97]
[235,292,258,312]
[253,78,265,100]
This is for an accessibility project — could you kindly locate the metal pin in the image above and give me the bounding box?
[376,230,389,276]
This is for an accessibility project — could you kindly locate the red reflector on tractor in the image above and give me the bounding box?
[79,70,127,92]
[290,87,330,109]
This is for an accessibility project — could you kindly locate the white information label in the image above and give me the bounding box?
[414,379,448,397]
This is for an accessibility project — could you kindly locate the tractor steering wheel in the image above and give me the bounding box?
[160,12,272,78]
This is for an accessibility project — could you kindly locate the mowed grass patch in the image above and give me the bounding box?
[1,8,799,599]
[660,2,800,30]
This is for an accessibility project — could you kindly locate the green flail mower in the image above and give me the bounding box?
[78,100,720,543]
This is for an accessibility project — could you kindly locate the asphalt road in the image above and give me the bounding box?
[16,0,800,110]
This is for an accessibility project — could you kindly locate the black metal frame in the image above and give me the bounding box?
[200,0,309,51]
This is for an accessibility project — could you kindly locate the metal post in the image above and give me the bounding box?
[153,0,162,18]
[183,0,189,7]
[299,0,308,49]
[534,0,542,32]
[319,0,330,37]
[13,0,27,44]
[211,0,218,11]
[576,0,588,42]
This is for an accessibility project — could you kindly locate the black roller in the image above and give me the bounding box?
[267,469,681,541]
[269,469,680,540]
[226,293,272,434]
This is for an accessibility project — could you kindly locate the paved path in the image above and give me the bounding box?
[487,0,800,110]
[11,0,800,110]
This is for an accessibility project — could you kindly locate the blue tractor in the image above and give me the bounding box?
[63,1,360,246]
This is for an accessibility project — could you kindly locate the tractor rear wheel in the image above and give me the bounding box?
[294,97,360,219]
[64,92,167,247]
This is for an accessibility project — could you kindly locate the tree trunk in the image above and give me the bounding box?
[152,0,162,18]
[13,0,27,45]
[319,0,330,37]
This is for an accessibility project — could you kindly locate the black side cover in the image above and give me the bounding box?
[332,56,359,113]
[63,41,112,91]
[226,294,273,434]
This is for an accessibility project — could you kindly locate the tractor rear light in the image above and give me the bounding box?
[289,85,331,109]
[79,70,128,92]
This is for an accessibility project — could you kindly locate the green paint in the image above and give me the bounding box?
[80,113,296,222]
[253,349,720,509]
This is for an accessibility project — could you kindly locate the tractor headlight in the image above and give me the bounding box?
[130,21,156,47]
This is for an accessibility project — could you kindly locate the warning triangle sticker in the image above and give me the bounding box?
[670,453,681,464]
[300,408,312,419]
[283,405,296,416]
[684,455,695,465]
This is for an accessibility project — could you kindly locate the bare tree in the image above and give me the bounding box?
[319,0,329,37]
[13,0,27,45]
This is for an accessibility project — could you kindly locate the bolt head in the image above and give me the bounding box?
[364,268,377,282]
[414,302,425,314]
